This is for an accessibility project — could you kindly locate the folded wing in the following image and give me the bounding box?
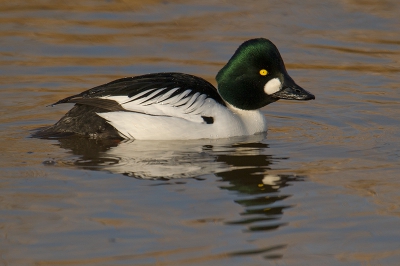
[53,72,226,123]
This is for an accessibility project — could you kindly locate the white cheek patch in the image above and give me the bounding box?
[263,78,282,95]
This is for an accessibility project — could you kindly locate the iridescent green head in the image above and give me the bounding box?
[216,38,314,110]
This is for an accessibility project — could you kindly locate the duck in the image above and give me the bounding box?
[34,38,315,140]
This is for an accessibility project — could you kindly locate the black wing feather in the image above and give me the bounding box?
[52,72,226,107]
[36,73,224,139]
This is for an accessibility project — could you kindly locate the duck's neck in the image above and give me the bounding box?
[225,102,268,134]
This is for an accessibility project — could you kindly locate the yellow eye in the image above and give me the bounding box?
[259,69,268,76]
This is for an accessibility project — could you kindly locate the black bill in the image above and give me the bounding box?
[271,76,315,101]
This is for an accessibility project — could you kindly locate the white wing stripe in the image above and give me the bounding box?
[183,92,201,111]
[136,88,166,105]
[100,88,219,124]
[171,90,192,107]
[125,88,158,103]
[156,87,180,103]
[186,93,207,113]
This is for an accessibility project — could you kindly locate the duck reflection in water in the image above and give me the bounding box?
[55,133,303,259]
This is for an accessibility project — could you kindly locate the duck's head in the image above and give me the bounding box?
[216,38,315,110]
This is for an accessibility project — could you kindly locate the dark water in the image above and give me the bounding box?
[1,1,400,265]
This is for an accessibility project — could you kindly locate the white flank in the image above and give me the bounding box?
[264,78,282,95]
[95,88,268,140]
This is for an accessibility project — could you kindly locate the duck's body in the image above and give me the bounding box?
[35,38,315,140]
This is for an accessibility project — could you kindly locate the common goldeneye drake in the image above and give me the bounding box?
[35,38,315,140]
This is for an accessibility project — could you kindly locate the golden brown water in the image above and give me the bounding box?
[1,0,400,265]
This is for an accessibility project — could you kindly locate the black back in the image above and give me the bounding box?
[53,72,225,107]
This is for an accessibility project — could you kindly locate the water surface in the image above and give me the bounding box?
[1,0,400,265]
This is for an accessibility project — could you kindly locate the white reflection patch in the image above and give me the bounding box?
[262,174,281,189]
